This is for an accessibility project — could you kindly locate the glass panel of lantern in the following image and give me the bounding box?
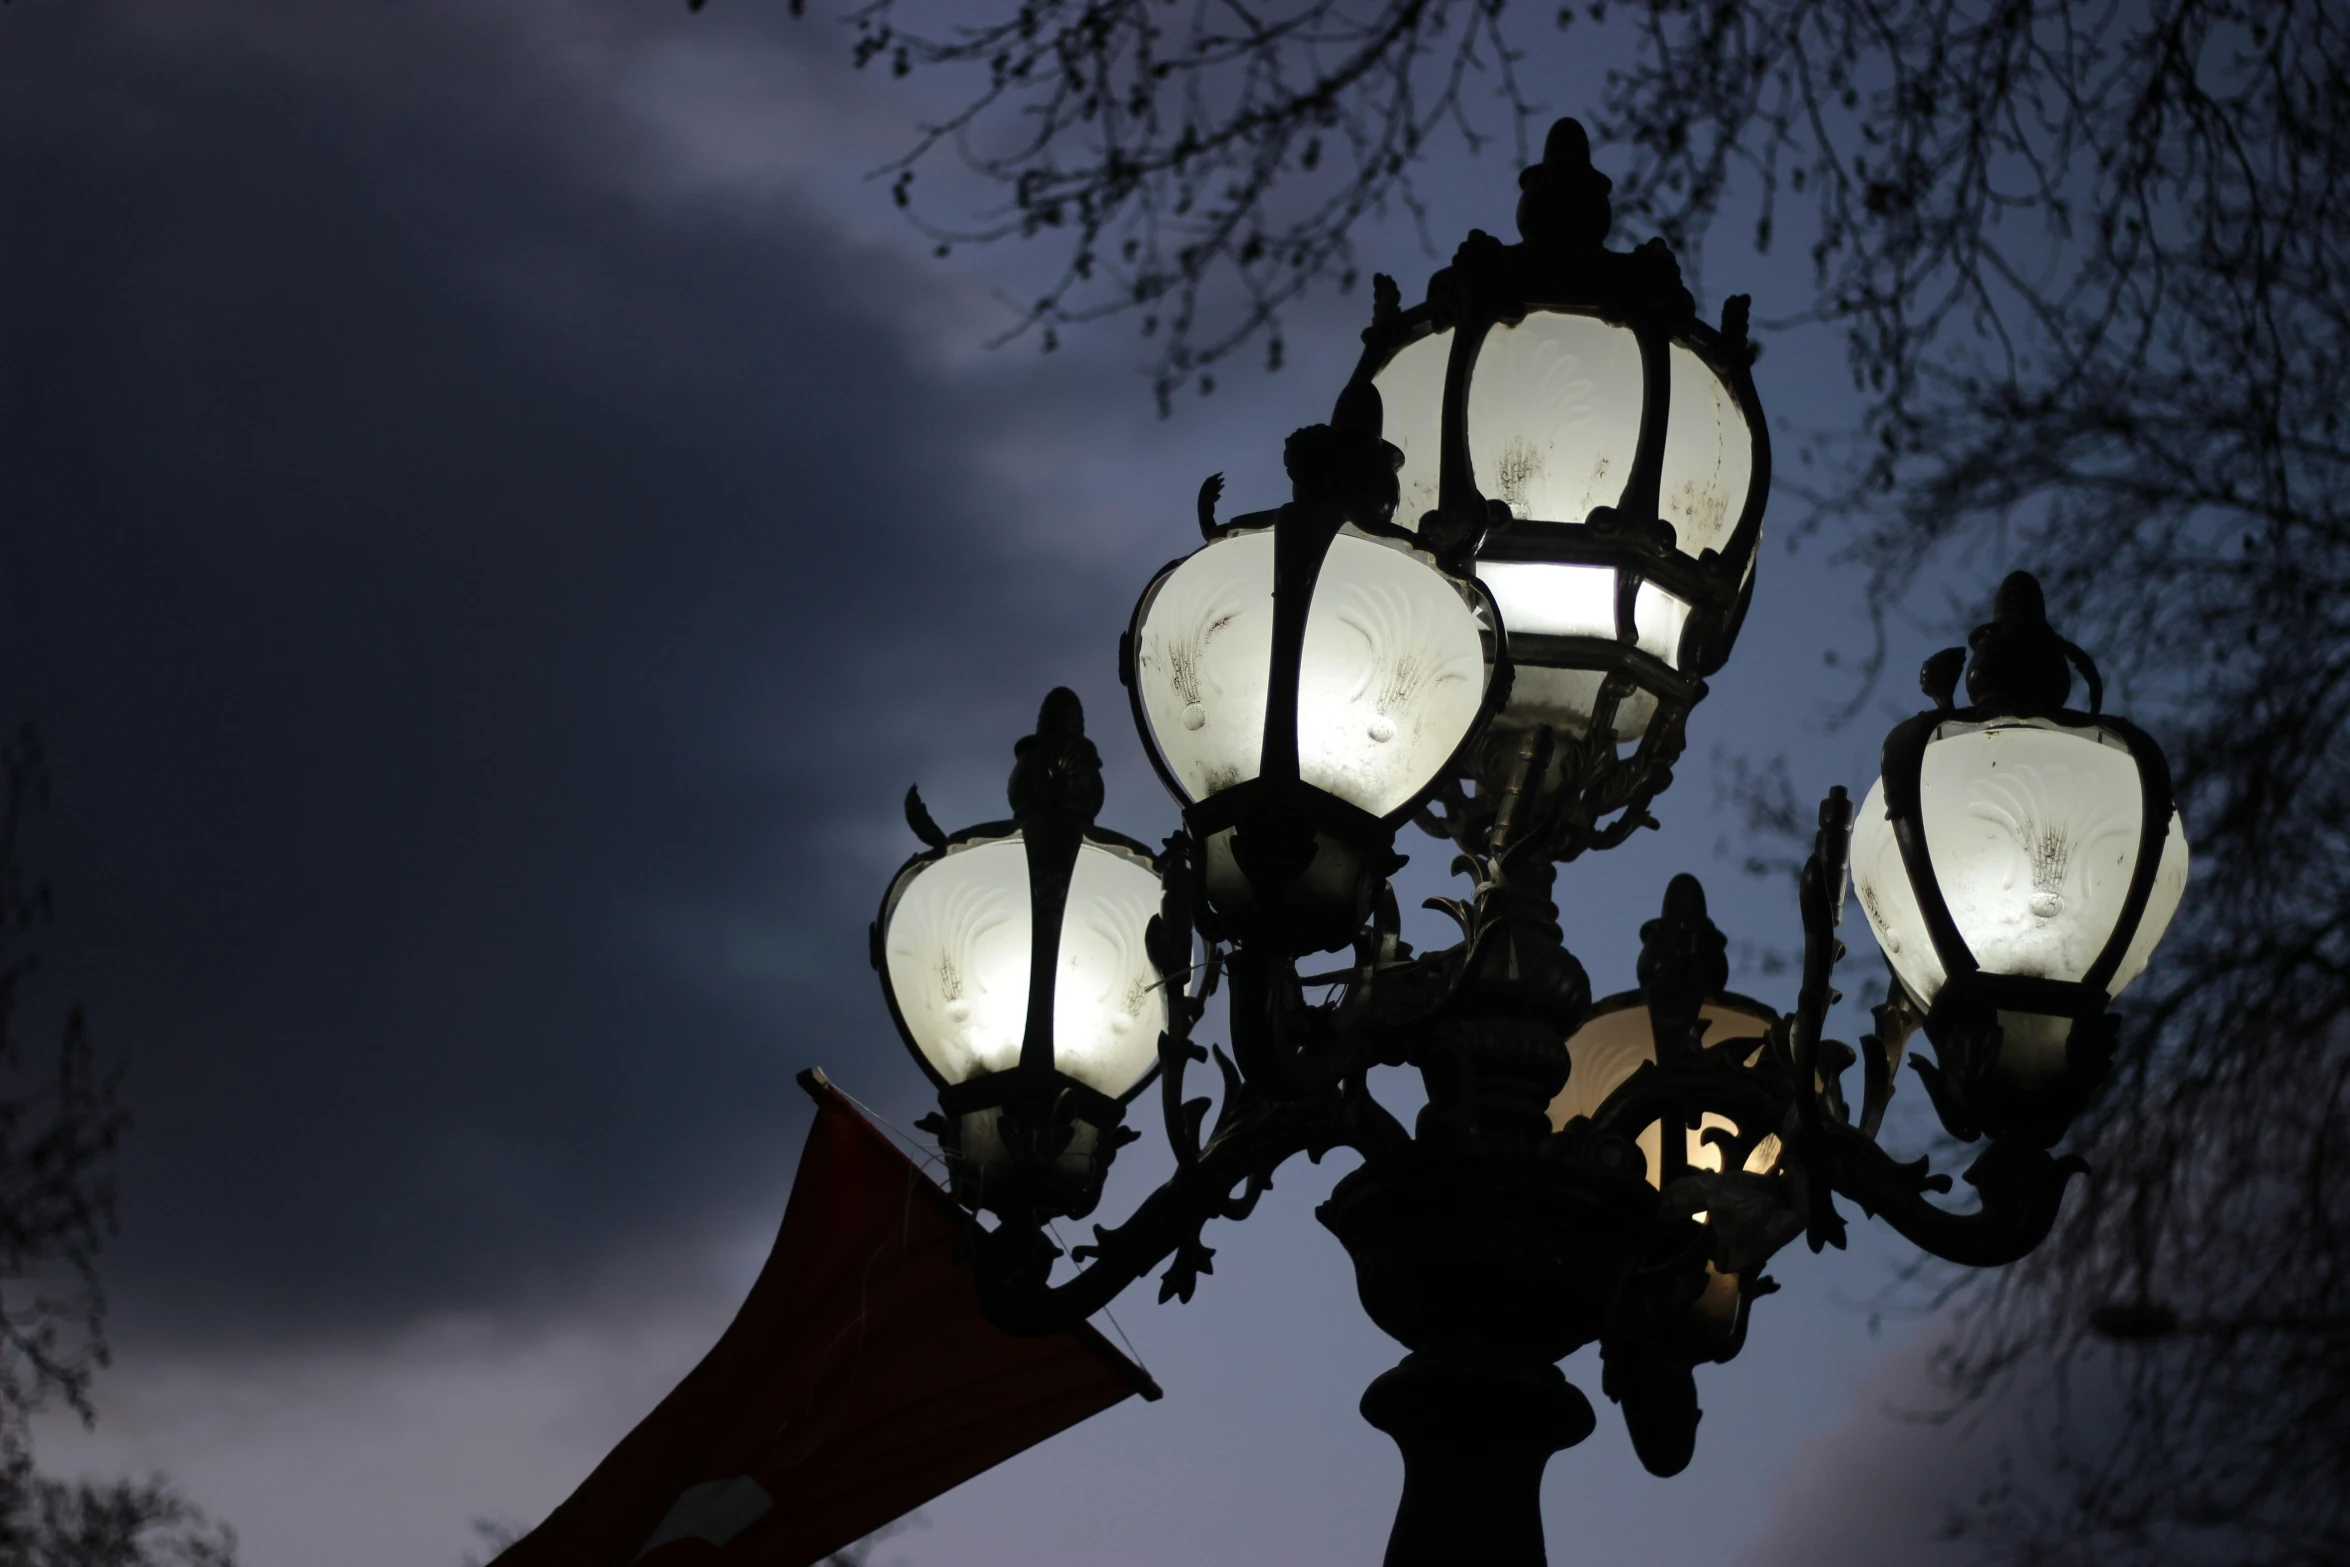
[1375,327,1453,532]
[1465,315,1648,532]
[1657,343,1755,560]
[1127,521,1503,944]
[1851,716,2190,1081]
[877,831,1168,1102]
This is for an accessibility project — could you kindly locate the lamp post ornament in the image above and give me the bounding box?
[869,119,2189,1567]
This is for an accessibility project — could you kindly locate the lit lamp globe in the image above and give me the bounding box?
[873,689,1168,1218]
[1125,384,1505,953]
[1850,574,2189,1148]
[1548,876,1784,1340]
[1353,119,1767,835]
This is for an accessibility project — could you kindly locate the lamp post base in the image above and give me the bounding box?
[1361,1348,1595,1567]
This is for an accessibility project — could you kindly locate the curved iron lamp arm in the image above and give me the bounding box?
[1807,1125,2086,1268]
[1775,786,2092,1269]
[973,898,1421,1335]
[969,1061,1395,1334]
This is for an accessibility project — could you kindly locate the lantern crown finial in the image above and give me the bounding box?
[1331,375,1385,443]
[1010,686,1105,823]
[1637,872,1730,1002]
[1284,390,1404,528]
[1992,569,2048,624]
[1963,570,2074,716]
[1517,117,1614,251]
[1035,684,1086,738]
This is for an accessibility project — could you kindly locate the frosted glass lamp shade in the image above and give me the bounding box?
[1460,311,1761,738]
[1852,718,2189,1081]
[1130,524,1499,823]
[1657,343,1756,559]
[880,833,1167,1102]
[1476,563,1689,661]
[874,686,1164,1221]
[1296,534,1496,815]
[1334,124,1772,863]
[883,835,1030,1087]
[1052,842,1173,1097]
[1129,529,1279,806]
[1474,562,1693,739]
[1547,996,1783,1181]
[1348,308,1764,773]
[1372,326,1453,530]
[1466,310,1767,723]
[1461,321,1755,555]
[1478,560,1620,642]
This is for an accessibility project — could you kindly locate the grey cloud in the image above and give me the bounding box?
[1734,1330,2136,1567]
[0,0,1135,1351]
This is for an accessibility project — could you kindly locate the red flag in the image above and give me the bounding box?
[499,1068,1159,1567]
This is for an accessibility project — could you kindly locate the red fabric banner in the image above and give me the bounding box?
[499,1069,1158,1567]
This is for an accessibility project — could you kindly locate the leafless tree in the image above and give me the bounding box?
[0,728,238,1566]
[771,0,2349,1560]
[0,730,121,1437]
[1592,3,2350,1561]
[771,0,1542,410]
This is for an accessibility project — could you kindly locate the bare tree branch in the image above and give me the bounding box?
[1598,3,2350,1558]
[0,728,238,1564]
[0,727,127,1432]
[827,0,1544,410]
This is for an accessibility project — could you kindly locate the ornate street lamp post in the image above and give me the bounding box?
[865,122,2189,1566]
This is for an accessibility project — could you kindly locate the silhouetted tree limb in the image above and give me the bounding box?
[0,1438,238,1567]
[0,728,125,1428]
[0,728,239,1565]
[1595,4,2350,1560]
[812,0,1543,410]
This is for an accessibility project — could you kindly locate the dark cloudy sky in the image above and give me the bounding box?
[4,4,2041,1563]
